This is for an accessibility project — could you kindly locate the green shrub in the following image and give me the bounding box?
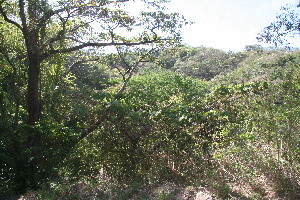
[63,70,209,184]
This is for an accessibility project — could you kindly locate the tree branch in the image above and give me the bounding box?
[0,47,17,70]
[37,6,77,29]
[114,47,156,99]
[114,61,138,99]
[37,3,111,29]
[42,39,158,60]
[0,2,23,31]
[18,0,27,32]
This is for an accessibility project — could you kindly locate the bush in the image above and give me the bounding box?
[63,70,210,184]
[0,122,79,197]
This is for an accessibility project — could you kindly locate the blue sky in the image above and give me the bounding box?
[166,0,300,51]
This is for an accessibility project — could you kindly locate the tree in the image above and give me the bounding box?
[244,44,264,53]
[257,1,300,48]
[172,47,245,80]
[0,0,187,125]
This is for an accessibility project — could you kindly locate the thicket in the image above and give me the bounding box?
[1,45,299,199]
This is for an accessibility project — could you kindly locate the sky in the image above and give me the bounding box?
[163,0,300,51]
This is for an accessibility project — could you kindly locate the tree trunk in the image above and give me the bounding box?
[26,29,41,125]
[27,56,40,125]
[23,0,42,125]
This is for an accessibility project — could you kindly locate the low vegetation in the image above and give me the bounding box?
[1,45,299,199]
[1,0,299,199]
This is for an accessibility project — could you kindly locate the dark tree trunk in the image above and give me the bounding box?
[27,56,40,125]
[23,0,42,126]
[26,29,41,125]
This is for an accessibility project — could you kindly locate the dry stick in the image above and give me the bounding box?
[114,61,138,99]
[114,47,156,98]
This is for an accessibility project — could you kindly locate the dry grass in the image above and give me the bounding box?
[212,140,300,199]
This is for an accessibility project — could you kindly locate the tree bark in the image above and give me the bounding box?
[26,0,41,125]
[26,29,41,125]
[27,55,40,125]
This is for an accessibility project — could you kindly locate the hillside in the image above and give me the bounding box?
[3,46,299,200]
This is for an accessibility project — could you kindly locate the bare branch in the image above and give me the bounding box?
[114,61,138,99]
[37,3,110,29]
[114,47,156,99]
[42,39,159,60]
[116,47,131,72]
[47,19,94,49]
[37,6,77,29]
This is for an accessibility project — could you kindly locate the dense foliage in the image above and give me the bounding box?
[64,70,209,184]
[2,44,299,199]
[0,0,299,199]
